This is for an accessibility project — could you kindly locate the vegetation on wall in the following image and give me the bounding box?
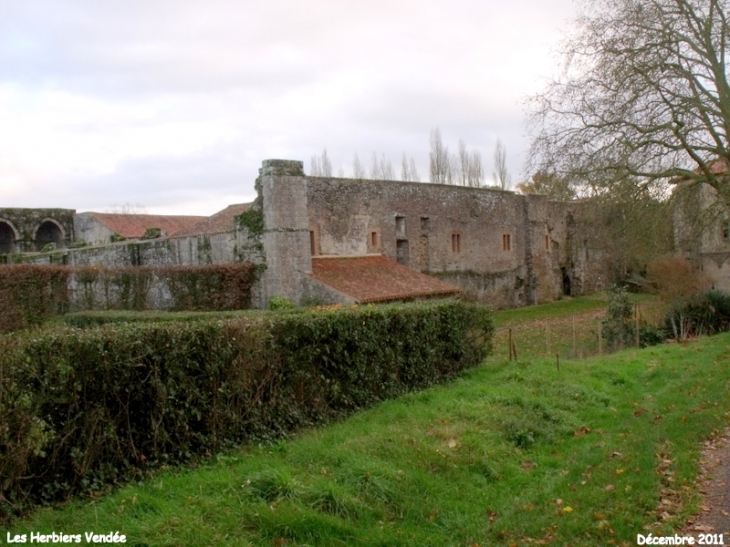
[236,207,263,237]
[0,301,493,519]
[0,264,258,333]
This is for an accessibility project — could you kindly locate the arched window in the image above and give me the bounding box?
[0,221,16,254]
[35,220,64,251]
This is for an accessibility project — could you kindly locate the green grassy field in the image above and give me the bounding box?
[492,294,661,362]
[7,297,730,546]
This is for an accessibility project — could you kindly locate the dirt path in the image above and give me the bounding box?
[683,427,730,535]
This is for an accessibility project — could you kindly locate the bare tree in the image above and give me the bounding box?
[106,202,147,214]
[310,155,322,177]
[310,148,332,177]
[468,150,484,187]
[457,139,470,186]
[380,154,394,180]
[370,152,381,179]
[321,148,332,177]
[493,139,511,190]
[429,128,450,184]
[401,153,411,181]
[353,153,366,179]
[409,158,420,182]
[527,0,730,205]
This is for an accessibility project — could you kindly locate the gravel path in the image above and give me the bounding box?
[683,427,730,535]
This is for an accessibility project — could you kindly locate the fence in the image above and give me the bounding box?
[495,302,663,362]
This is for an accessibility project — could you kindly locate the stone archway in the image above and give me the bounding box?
[34,219,64,251]
[0,220,18,254]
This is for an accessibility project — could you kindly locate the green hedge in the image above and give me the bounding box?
[0,264,258,334]
[60,309,271,329]
[0,265,69,333]
[0,301,493,519]
[73,263,257,312]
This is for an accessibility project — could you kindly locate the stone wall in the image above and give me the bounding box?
[250,159,604,307]
[0,208,75,253]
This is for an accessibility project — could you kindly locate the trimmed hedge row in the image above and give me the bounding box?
[0,265,69,333]
[0,301,493,519]
[60,309,270,329]
[73,263,257,312]
[0,264,258,333]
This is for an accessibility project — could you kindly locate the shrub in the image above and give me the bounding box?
[0,264,258,333]
[268,296,295,310]
[639,325,668,347]
[0,265,70,333]
[0,300,493,519]
[602,285,633,351]
[664,290,730,339]
[646,255,710,306]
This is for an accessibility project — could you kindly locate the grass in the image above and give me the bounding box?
[491,294,662,362]
[8,322,730,546]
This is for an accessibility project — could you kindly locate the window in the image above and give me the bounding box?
[451,233,461,253]
[545,234,550,250]
[310,231,317,255]
[420,216,430,232]
[395,215,406,236]
[502,233,511,252]
[396,240,409,265]
[371,231,378,248]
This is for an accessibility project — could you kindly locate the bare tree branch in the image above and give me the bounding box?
[527,0,730,205]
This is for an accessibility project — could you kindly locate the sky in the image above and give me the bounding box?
[0,0,578,216]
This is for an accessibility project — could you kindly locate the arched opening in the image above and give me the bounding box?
[561,266,572,296]
[35,220,64,251]
[0,221,16,254]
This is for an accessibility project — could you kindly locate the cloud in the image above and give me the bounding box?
[0,0,578,211]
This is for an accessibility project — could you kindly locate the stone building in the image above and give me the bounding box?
[258,159,604,308]
[0,208,75,253]
[73,212,207,247]
[673,160,730,293]
[0,159,609,308]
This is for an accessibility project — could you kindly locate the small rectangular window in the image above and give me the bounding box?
[451,233,461,253]
[420,217,430,231]
[310,231,317,255]
[502,233,511,252]
[545,234,550,250]
[395,215,405,236]
[370,231,378,248]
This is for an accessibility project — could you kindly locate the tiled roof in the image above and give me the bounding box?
[310,255,461,303]
[87,213,207,238]
[175,203,251,236]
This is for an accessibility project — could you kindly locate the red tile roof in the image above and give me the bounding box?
[175,203,251,236]
[311,255,461,303]
[88,213,207,238]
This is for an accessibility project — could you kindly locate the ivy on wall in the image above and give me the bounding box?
[0,263,258,333]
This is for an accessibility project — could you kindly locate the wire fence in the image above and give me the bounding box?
[493,302,664,363]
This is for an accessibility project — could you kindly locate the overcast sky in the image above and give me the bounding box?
[0,0,578,215]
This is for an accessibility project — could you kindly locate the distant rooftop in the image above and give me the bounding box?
[84,212,206,238]
[175,203,251,237]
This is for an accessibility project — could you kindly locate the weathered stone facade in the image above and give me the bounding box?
[258,159,603,308]
[1,159,609,309]
[0,208,75,254]
[674,181,730,293]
